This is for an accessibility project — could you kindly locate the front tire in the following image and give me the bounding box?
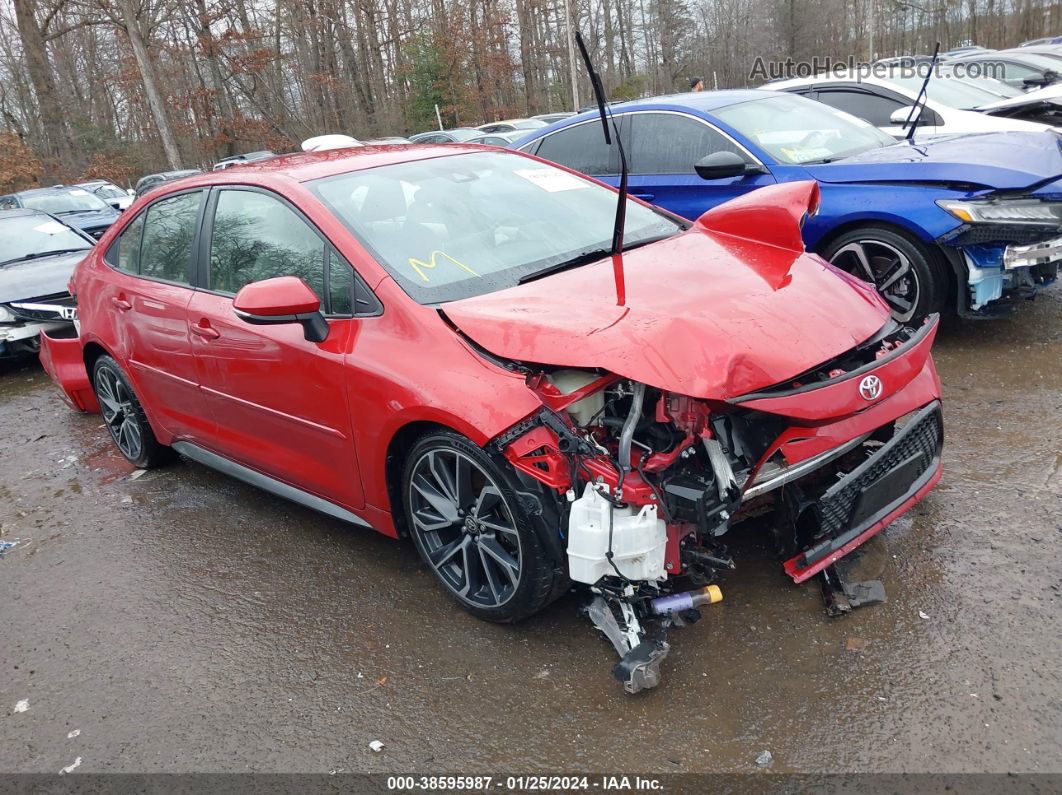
[91,355,169,469]
[402,431,561,623]
[822,226,945,323]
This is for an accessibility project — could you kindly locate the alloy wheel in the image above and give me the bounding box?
[95,367,144,461]
[829,239,921,322]
[407,449,523,608]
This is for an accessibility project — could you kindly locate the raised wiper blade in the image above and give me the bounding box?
[0,248,88,266]
[517,248,610,285]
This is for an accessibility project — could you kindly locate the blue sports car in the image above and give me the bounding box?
[513,90,1062,320]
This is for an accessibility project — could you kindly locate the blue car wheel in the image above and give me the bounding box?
[823,226,946,322]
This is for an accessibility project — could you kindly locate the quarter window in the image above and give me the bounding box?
[139,191,202,283]
[814,90,906,127]
[328,251,354,315]
[115,213,145,273]
[628,113,745,175]
[534,121,620,175]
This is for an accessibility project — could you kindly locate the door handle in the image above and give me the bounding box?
[111,297,132,312]
[632,193,655,201]
[190,321,221,340]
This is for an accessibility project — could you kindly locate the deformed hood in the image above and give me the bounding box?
[802,131,1062,191]
[0,251,85,303]
[443,227,890,400]
[977,83,1062,112]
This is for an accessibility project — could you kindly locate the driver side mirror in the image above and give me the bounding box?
[694,151,765,180]
[233,276,329,343]
[889,106,918,126]
[889,106,943,127]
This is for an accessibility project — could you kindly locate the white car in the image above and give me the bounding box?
[74,180,134,211]
[976,82,1062,118]
[769,71,1054,137]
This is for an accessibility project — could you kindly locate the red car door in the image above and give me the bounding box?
[186,186,364,509]
[93,189,213,442]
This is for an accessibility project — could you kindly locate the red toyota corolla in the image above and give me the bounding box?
[40,145,943,692]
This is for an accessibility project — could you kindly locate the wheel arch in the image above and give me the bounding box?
[383,419,454,538]
[82,339,112,375]
[379,412,567,568]
[81,339,174,445]
[812,217,933,255]
[813,219,955,311]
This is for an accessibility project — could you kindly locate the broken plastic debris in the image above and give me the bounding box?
[59,757,81,775]
[120,495,133,505]
[68,729,80,738]
[0,539,21,555]
[129,469,146,480]
[756,750,773,767]
[369,740,384,752]
[918,610,930,620]
[13,699,28,713]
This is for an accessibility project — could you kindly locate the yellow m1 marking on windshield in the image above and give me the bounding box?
[407,251,480,283]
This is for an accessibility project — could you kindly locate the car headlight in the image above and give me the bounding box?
[0,305,14,323]
[936,198,1062,226]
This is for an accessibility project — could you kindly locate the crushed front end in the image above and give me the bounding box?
[0,293,77,359]
[490,315,943,693]
[937,189,1061,315]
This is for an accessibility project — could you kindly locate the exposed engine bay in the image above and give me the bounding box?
[488,318,944,693]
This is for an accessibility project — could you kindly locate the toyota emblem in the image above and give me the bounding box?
[859,375,883,401]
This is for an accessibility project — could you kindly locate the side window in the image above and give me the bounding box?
[0,196,17,210]
[208,189,325,299]
[534,122,620,176]
[815,90,905,127]
[113,212,145,273]
[628,113,744,175]
[139,192,202,283]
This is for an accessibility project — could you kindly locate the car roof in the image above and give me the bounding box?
[606,89,776,113]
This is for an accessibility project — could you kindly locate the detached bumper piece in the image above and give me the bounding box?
[785,401,943,582]
[38,326,98,412]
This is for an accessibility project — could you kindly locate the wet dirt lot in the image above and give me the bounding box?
[0,293,1059,777]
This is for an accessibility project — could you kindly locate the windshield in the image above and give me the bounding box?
[887,71,1018,108]
[949,74,1024,98]
[0,215,91,265]
[21,189,111,215]
[309,150,683,303]
[447,129,482,142]
[93,184,127,199]
[714,94,895,164]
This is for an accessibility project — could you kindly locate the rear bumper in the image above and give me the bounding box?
[783,401,943,582]
[38,328,98,412]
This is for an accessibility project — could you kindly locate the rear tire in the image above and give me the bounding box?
[402,430,562,623]
[822,226,945,323]
[91,355,170,469]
